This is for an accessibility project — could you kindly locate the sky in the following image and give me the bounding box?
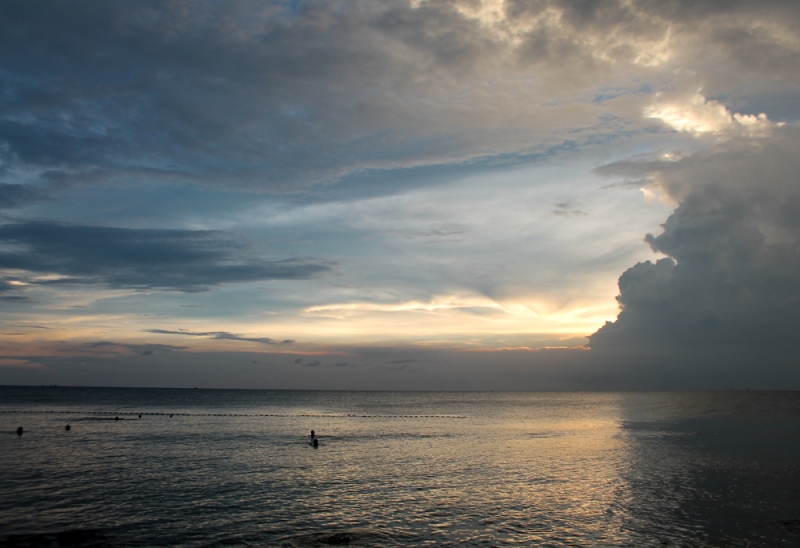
[2,0,800,390]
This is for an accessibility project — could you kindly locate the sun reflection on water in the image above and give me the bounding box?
[1,389,799,546]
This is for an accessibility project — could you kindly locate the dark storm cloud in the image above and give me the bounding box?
[590,126,800,352]
[146,329,293,345]
[0,222,331,292]
[0,0,499,190]
[4,0,799,193]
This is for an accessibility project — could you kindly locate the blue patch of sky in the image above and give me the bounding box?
[289,0,301,17]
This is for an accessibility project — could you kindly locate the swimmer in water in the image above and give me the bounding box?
[312,438,319,448]
[65,424,71,431]
[17,426,23,435]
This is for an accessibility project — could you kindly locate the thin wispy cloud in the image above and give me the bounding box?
[146,329,293,345]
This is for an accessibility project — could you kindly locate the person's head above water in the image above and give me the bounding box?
[312,438,319,447]
[310,430,315,437]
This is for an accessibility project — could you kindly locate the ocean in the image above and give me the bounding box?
[1,387,799,547]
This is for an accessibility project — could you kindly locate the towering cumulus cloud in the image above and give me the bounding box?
[590,126,800,380]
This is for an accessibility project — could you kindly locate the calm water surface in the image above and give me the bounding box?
[1,388,799,547]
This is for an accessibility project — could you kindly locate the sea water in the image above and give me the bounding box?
[1,388,799,547]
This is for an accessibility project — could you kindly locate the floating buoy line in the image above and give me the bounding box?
[1,410,465,419]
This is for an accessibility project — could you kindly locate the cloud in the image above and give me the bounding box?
[0,357,45,368]
[146,329,293,345]
[1,338,795,390]
[78,341,189,357]
[0,275,30,301]
[3,1,800,391]
[0,295,33,303]
[3,1,799,193]
[0,222,332,293]
[305,296,508,315]
[552,201,587,217]
[644,92,777,137]
[0,184,49,209]
[590,125,800,352]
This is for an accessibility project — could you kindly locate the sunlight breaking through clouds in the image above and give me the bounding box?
[645,92,778,137]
